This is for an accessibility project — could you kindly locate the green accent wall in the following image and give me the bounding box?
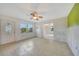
[68,3,79,27]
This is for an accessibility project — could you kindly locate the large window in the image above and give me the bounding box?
[20,22,33,33]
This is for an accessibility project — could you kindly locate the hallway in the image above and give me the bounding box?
[0,38,73,56]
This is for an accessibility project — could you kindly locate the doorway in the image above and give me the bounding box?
[43,23,54,40]
[1,20,15,44]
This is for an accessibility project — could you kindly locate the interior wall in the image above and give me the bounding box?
[46,17,67,42]
[0,19,1,43]
[67,3,79,56]
[53,17,67,42]
[35,17,67,42]
[35,22,43,38]
[0,15,36,45]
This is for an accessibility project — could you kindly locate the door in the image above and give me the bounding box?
[43,23,54,40]
[1,19,15,44]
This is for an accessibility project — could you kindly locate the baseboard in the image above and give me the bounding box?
[0,36,37,46]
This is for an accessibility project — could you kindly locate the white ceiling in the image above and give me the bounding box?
[0,3,74,22]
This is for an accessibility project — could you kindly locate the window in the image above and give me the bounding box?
[5,23,12,34]
[20,22,33,33]
[28,23,33,32]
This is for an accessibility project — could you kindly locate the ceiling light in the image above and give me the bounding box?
[33,17,37,20]
[30,11,43,20]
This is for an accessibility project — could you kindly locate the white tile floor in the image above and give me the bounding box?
[0,38,73,56]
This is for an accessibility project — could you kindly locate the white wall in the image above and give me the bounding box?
[53,17,67,42]
[67,26,79,55]
[35,17,67,42]
[0,19,1,44]
[34,22,43,38]
[44,17,67,42]
[0,15,36,45]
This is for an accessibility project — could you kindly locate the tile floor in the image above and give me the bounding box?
[0,38,73,56]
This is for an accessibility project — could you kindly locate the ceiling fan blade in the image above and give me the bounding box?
[39,16,43,18]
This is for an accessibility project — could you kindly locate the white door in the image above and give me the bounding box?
[1,20,15,44]
[43,23,54,40]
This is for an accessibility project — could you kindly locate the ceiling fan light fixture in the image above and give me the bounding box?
[33,16,37,20]
[30,11,43,21]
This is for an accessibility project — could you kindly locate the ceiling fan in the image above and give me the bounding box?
[30,11,43,20]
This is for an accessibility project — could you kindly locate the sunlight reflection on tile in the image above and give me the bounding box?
[17,41,34,55]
